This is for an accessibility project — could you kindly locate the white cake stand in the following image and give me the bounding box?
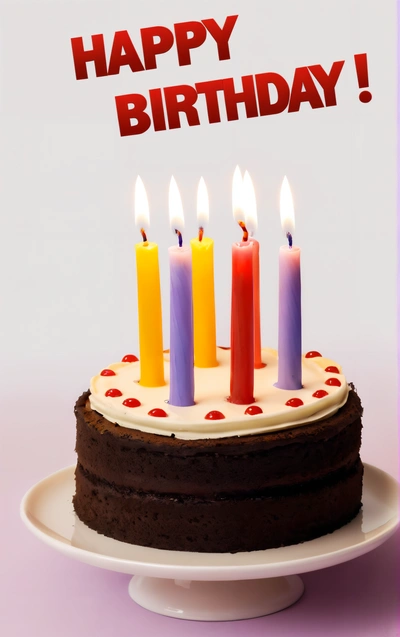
[21,464,399,621]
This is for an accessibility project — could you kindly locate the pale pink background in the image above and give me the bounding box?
[1,0,399,634]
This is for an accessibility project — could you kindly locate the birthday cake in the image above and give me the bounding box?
[73,347,363,552]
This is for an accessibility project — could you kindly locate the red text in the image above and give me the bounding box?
[115,61,345,136]
[71,15,238,80]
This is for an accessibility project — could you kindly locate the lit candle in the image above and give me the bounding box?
[134,177,165,387]
[168,176,195,406]
[190,178,217,368]
[243,170,264,369]
[276,176,302,389]
[230,167,254,404]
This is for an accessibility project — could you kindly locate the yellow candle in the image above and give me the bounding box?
[190,236,217,367]
[134,176,164,387]
[135,241,165,386]
[190,177,217,368]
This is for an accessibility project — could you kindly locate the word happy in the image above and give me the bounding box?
[70,15,366,137]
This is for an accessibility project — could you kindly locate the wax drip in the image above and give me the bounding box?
[238,221,249,242]
[198,226,204,242]
[286,232,293,248]
[140,228,148,243]
[175,229,183,247]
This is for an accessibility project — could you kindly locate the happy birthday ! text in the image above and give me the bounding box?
[70,15,372,137]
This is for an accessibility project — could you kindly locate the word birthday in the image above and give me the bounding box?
[115,62,345,136]
[70,15,372,137]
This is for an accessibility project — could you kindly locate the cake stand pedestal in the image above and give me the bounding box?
[128,574,304,620]
[21,464,399,622]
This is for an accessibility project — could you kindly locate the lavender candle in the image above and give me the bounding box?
[276,177,302,390]
[168,177,194,406]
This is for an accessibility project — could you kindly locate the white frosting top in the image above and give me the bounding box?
[89,348,349,440]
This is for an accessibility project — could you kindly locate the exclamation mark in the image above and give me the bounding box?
[354,53,372,103]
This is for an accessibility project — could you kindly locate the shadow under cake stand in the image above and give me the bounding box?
[21,464,399,621]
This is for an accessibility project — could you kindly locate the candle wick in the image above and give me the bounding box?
[198,226,204,242]
[238,221,249,242]
[175,229,183,248]
[140,228,148,243]
[286,232,293,248]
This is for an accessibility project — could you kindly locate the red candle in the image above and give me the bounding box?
[230,167,255,404]
[243,170,264,369]
[251,237,262,368]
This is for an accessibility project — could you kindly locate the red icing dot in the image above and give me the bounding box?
[245,405,263,416]
[313,389,328,399]
[105,388,122,398]
[285,398,304,408]
[123,398,141,408]
[305,351,322,358]
[325,366,340,374]
[325,377,341,387]
[100,369,116,376]
[205,410,225,420]
[122,354,139,363]
[148,408,168,417]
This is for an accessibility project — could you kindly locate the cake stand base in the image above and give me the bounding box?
[21,464,399,623]
[128,575,304,621]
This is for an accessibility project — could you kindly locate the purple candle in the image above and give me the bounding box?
[168,177,194,406]
[276,177,302,390]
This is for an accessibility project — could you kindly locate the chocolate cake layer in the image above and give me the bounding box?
[74,389,363,497]
[74,388,363,552]
[74,458,363,552]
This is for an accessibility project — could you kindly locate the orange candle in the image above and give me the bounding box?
[190,177,217,368]
[134,177,165,387]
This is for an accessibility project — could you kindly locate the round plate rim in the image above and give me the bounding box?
[20,463,399,581]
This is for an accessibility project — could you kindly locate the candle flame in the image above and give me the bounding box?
[232,165,244,224]
[243,170,258,235]
[169,176,185,235]
[134,176,150,232]
[197,177,209,231]
[280,176,295,238]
